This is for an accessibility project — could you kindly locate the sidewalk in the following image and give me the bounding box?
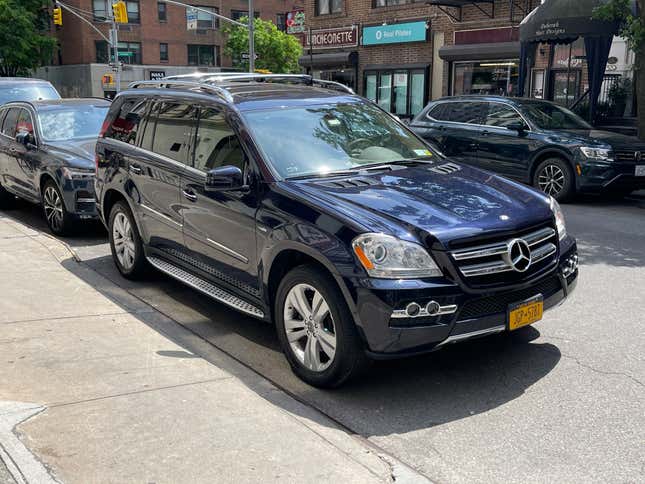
[0,213,397,484]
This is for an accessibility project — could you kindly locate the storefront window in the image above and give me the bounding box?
[453,60,519,96]
[364,68,426,118]
[316,69,356,91]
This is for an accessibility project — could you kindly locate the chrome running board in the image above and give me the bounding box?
[436,325,506,347]
[146,256,265,319]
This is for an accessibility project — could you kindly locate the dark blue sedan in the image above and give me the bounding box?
[410,96,645,201]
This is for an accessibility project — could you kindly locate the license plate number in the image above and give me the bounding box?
[635,165,645,177]
[508,296,543,331]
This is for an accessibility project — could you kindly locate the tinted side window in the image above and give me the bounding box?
[428,104,450,121]
[485,103,524,127]
[152,102,197,163]
[446,102,487,124]
[105,96,148,145]
[139,101,159,151]
[2,108,21,138]
[193,107,244,172]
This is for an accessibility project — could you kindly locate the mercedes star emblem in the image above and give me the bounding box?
[635,151,642,162]
[505,238,532,273]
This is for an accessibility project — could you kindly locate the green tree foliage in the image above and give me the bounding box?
[224,17,303,74]
[594,0,645,138]
[0,0,57,77]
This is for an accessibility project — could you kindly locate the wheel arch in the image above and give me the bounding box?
[102,187,145,238]
[529,149,574,182]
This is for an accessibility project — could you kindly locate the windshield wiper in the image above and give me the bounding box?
[348,157,434,171]
[285,169,359,180]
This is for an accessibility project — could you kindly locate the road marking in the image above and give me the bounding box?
[0,401,59,484]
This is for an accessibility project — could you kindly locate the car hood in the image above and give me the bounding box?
[44,139,96,170]
[286,163,554,247]
[552,129,645,150]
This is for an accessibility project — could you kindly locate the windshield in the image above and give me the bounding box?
[0,84,60,105]
[242,102,435,179]
[521,102,592,130]
[39,105,109,142]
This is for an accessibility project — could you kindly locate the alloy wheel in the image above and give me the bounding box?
[43,186,64,232]
[537,164,566,197]
[283,283,337,372]
[112,212,136,270]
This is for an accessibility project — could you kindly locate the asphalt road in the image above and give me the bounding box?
[6,192,645,483]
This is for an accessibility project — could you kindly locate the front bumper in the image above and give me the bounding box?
[350,243,578,358]
[60,177,98,219]
[577,160,645,192]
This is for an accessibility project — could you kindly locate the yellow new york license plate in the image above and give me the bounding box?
[508,296,543,331]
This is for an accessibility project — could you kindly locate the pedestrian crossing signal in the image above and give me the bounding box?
[112,1,128,23]
[53,7,62,26]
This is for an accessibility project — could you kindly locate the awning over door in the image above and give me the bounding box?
[298,51,358,68]
[438,41,520,61]
[519,0,626,43]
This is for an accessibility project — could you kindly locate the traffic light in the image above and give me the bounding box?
[53,7,62,26]
[112,1,128,23]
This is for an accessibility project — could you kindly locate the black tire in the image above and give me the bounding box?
[42,180,72,235]
[108,200,147,279]
[275,264,370,388]
[0,181,14,209]
[533,158,575,202]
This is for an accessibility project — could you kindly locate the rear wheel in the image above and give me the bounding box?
[42,180,71,235]
[275,265,369,388]
[108,200,147,279]
[533,158,575,202]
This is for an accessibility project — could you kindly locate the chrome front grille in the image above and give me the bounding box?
[451,227,558,279]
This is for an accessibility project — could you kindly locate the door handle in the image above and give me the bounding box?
[481,130,490,136]
[129,164,142,175]
[182,189,197,202]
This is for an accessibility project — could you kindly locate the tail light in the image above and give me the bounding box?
[99,118,110,138]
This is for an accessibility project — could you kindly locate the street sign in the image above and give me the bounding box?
[241,53,258,60]
[186,8,198,30]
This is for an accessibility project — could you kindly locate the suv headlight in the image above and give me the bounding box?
[61,167,95,179]
[580,146,613,161]
[352,233,442,278]
[549,197,567,241]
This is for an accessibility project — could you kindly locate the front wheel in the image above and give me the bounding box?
[275,265,369,388]
[108,200,147,279]
[533,158,575,202]
[42,180,71,235]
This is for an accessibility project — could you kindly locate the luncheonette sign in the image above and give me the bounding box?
[305,26,359,50]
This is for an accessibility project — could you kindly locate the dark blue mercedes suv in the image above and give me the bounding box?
[410,96,645,201]
[95,77,578,387]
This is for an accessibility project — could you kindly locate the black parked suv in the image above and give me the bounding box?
[410,96,645,201]
[0,99,110,234]
[95,77,578,387]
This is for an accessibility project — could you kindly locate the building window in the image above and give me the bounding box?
[160,43,169,62]
[95,40,109,63]
[118,41,141,64]
[316,0,342,15]
[126,1,140,23]
[157,2,167,22]
[364,68,427,118]
[452,60,519,96]
[230,10,260,22]
[188,45,218,66]
[190,6,219,29]
[276,13,286,31]
[373,0,421,6]
[92,0,108,21]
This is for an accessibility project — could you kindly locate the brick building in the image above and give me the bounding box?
[298,0,629,120]
[39,0,293,96]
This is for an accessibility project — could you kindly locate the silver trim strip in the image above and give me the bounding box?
[451,227,555,261]
[206,238,248,264]
[391,303,458,319]
[140,203,182,228]
[76,197,96,203]
[460,260,513,277]
[436,325,506,347]
[147,256,264,318]
[531,243,557,263]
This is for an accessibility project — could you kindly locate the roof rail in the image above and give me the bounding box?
[128,80,234,103]
[204,73,355,94]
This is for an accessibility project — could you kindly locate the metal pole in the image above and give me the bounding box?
[106,0,120,93]
[248,0,254,72]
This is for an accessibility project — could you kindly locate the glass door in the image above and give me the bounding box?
[550,70,581,107]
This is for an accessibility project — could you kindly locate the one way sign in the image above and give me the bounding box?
[241,53,258,60]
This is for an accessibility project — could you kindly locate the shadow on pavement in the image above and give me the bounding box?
[60,254,562,438]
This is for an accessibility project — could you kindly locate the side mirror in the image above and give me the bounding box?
[205,165,245,192]
[16,131,35,148]
[506,121,528,133]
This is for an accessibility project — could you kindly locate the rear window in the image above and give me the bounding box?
[0,83,60,105]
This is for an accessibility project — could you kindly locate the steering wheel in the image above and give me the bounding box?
[347,138,372,156]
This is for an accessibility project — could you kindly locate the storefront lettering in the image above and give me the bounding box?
[305,26,359,49]
[534,21,565,37]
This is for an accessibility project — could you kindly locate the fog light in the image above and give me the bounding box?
[426,301,441,316]
[405,302,421,317]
